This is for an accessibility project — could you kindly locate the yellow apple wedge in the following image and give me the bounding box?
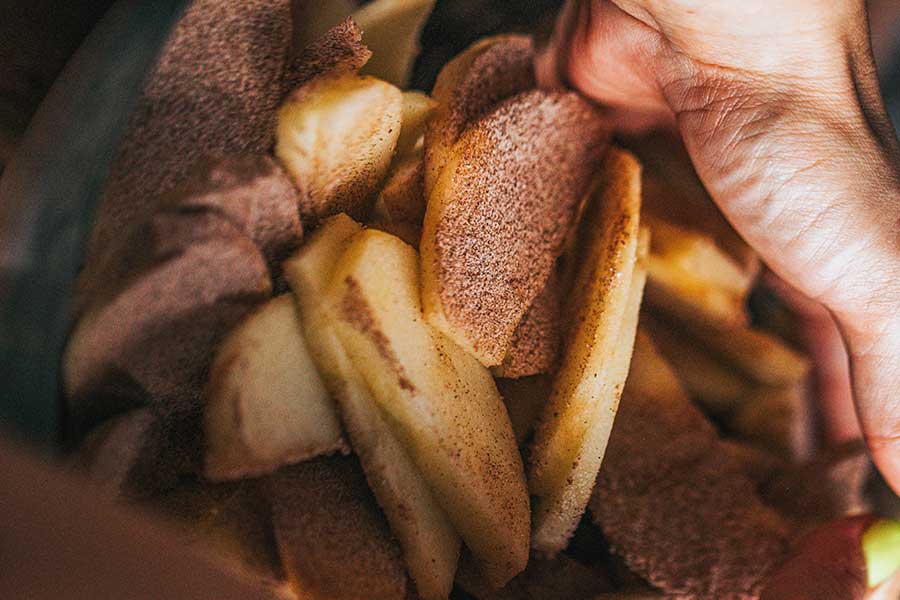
[203,294,345,481]
[276,73,402,221]
[528,148,646,555]
[282,215,460,600]
[396,91,436,158]
[325,229,530,588]
[354,0,437,87]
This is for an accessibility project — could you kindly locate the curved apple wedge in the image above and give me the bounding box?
[276,73,402,222]
[421,90,609,366]
[203,294,345,481]
[326,229,530,588]
[528,148,646,555]
[283,215,460,600]
[424,35,535,194]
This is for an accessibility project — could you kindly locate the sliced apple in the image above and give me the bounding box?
[326,229,529,588]
[495,375,553,446]
[421,89,609,365]
[528,149,645,555]
[354,0,437,87]
[727,384,813,461]
[396,91,437,158]
[266,456,408,600]
[282,215,460,600]
[148,479,284,587]
[425,35,535,194]
[276,73,402,221]
[642,312,753,415]
[291,1,357,51]
[203,294,345,481]
[371,151,426,225]
[492,273,561,379]
[647,303,809,387]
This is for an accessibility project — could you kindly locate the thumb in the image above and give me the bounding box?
[762,516,900,600]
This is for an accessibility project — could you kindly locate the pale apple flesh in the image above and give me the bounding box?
[528,149,645,555]
[282,216,461,600]
[326,229,530,588]
[276,72,402,221]
[203,294,346,481]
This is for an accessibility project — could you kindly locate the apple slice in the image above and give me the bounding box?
[326,229,529,588]
[283,215,460,600]
[266,456,408,600]
[642,312,753,415]
[425,35,535,194]
[276,72,402,221]
[354,0,437,87]
[371,151,426,226]
[492,273,561,379]
[528,149,646,555]
[495,375,553,446]
[203,294,345,481]
[421,90,609,366]
[396,91,437,158]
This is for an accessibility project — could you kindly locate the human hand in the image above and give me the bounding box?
[538,1,900,596]
[540,0,900,499]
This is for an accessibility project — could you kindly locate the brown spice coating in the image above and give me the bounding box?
[65,209,271,484]
[282,17,372,95]
[266,455,408,600]
[493,273,561,378]
[83,0,296,272]
[376,154,426,224]
[590,332,790,600]
[147,477,284,586]
[425,35,535,192]
[160,155,303,278]
[430,89,608,363]
[762,440,871,529]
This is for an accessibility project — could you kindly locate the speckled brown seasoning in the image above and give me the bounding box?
[65,208,272,487]
[590,331,791,600]
[283,17,372,95]
[425,89,608,364]
[266,455,408,600]
[425,35,535,193]
[160,155,303,279]
[83,0,298,276]
[493,272,562,378]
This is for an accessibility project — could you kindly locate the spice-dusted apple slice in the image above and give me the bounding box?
[327,229,529,588]
[528,149,645,555]
[647,302,810,387]
[421,90,608,366]
[642,312,754,415]
[591,331,791,599]
[266,456,408,600]
[425,35,535,194]
[148,478,285,591]
[283,216,460,600]
[492,274,562,379]
[354,0,437,87]
[496,375,553,446]
[644,217,751,326]
[203,294,346,481]
[276,72,402,222]
[371,151,426,226]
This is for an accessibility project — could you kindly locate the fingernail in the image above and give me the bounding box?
[863,518,900,588]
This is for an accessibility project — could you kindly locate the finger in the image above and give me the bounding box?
[762,273,860,444]
[761,516,900,600]
[534,0,582,89]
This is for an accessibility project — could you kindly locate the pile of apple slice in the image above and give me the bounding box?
[197,18,651,598]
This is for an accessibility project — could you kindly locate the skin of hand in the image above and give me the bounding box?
[538,1,900,596]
